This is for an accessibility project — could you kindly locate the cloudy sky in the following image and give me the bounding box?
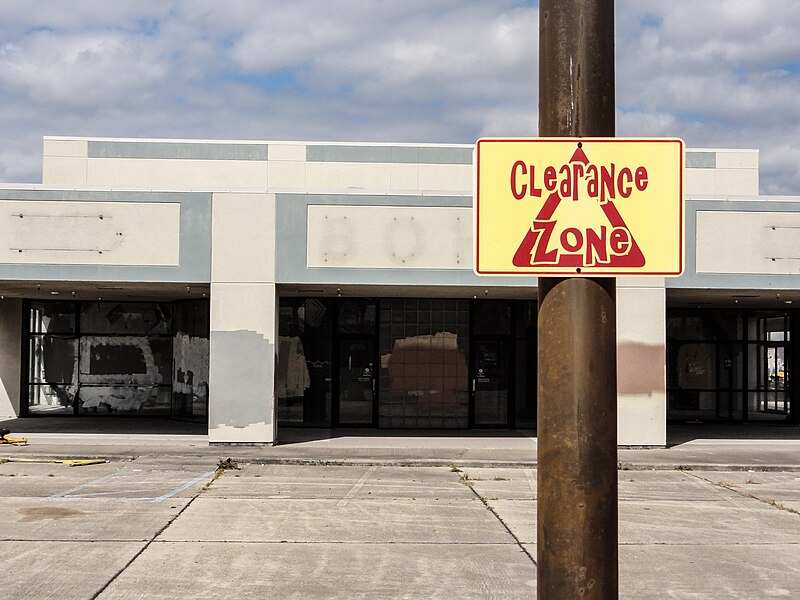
[1,1,798,194]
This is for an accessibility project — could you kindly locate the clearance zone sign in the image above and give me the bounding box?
[474,138,684,276]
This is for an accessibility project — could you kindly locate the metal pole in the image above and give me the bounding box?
[537,1,618,598]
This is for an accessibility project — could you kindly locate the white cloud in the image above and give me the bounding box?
[0,1,798,193]
[0,30,168,109]
[617,0,800,193]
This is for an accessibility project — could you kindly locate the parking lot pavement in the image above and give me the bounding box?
[454,465,800,599]
[0,456,217,600]
[2,458,799,599]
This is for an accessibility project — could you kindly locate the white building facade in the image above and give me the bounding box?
[0,137,796,446]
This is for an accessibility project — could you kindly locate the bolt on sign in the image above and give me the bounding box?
[474,138,684,276]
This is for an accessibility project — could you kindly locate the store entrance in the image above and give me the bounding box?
[276,296,537,430]
[667,309,794,422]
[471,337,511,426]
[468,299,537,429]
[749,316,791,419]
[336,337,377,426]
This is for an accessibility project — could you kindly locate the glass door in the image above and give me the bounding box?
[716,342,744,420]
[337,338,376,425]
[747,314,791,420]
[472,338,510,426]
[764,344,789,413]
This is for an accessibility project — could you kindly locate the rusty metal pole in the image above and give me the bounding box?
[537,1,618,599]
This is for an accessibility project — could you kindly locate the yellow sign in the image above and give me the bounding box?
[474,138,684,276]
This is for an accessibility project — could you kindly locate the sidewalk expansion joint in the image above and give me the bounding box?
[145,540,523,545]
[688,472,800,518]
[459,474,536,566]
[621,463,800,473]
[1,538,152,543]
[618,541,800,546]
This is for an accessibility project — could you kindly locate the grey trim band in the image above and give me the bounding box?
[0,189,212,283]
[686,151,716,169]
[669,198,800,290]
[88,141,269,161]
[306,145,473,165]
[275,192,537,288]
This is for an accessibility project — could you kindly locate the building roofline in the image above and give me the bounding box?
[42,135,759,154]
[43,135,476,149]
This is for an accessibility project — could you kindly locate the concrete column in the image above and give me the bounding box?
[0,299,23,419]
[616,279,667,446]
[208,192,277,444]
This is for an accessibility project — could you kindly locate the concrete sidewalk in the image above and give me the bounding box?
[3,421,800,471]
[2,454,799,598]
[2,420,800,598]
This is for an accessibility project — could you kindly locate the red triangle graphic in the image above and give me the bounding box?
[512,193,646,270]
[570,145,589,164]
[512,143,645,271]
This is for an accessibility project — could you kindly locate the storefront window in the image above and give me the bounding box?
[172,300,210,420]
[379,298,470,428]
[667,309,790,422]
[338,299,376,334]
[80,302,171,335]
[277,298,333,426]
[26,299,208,419]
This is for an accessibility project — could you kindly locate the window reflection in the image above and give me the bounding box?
[667,309,790,422]
[379,299,469,428]
[26,300,209,418]
[277,298,333,426]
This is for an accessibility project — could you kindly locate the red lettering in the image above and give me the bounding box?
[600,164,615,203]
[617,167,633,198]
[610,227,631,255]
[586,164,598,198]
[544,166,557,192]
[532,220,558,263]
[584,226,608,265]
[510,160,527,200]
[522,223,636,268]
[560,227,583,253]
[530,166,542,197]
[558,165,571,199]
[635,166,648,191]
[571,164,584,201]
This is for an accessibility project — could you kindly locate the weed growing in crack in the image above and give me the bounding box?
[216,458,241,474]
[199,458,243,493]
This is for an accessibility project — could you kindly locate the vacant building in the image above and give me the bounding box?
[0,137,796,445]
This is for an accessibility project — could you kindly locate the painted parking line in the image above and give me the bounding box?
[337,466,377,507]
[47,471,121,499]
[47,469,215,503]
[524,469,536,495]
[149,471,215,502]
